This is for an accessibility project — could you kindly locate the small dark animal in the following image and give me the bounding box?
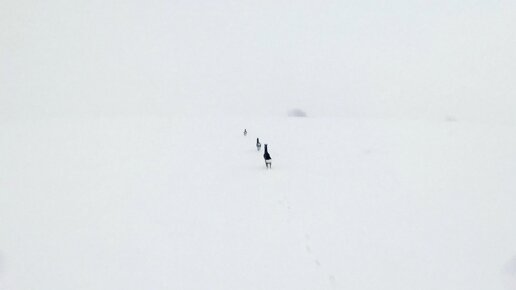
[256,138,261,151]
[263,144,271,169]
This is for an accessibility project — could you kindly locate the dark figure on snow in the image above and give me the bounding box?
[256,138,261,151]
[243,129,247,136]
[263,144,272,169]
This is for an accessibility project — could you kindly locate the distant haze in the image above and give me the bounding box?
[2,0,515,120]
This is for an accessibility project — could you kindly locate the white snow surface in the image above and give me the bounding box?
[1,116,515,289]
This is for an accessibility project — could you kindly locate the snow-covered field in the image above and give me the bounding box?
[1,116,515,289]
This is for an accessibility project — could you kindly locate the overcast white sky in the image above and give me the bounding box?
[1,0,515,120]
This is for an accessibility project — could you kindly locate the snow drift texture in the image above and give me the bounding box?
[1,116,515,290]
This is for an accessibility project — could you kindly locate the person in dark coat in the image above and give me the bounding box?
[243,129,247,136]
[256,138,261,151]
[263,144,271,169]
